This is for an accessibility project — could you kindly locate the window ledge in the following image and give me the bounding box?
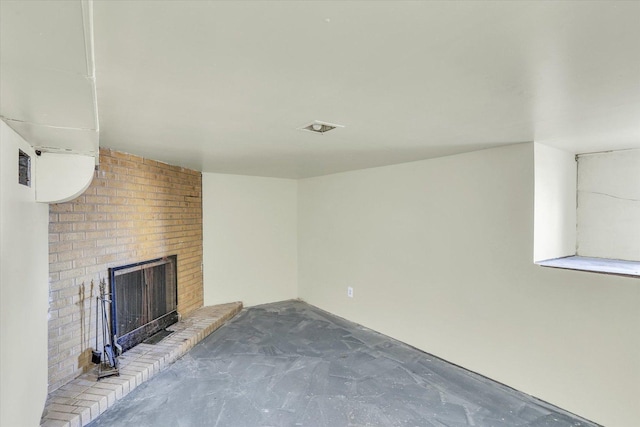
[537,256,640,278]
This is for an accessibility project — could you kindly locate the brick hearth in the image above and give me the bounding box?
[40,302,242,427]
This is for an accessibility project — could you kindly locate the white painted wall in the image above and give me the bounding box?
[0,121,49,427]
[577,149,640,261]
[202,173,297,307]
[533,143,577,262]
[298,144,640,427]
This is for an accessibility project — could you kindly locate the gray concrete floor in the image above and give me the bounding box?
[88,300,597,427]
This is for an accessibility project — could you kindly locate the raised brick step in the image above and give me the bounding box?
[40,302,242,427]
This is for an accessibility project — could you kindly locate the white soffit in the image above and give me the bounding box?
[0,0,99,158]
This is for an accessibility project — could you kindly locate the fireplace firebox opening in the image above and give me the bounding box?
[109,255,178,352]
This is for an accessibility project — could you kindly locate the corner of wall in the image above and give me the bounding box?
[533,143,577,262]
[202,173,298,307]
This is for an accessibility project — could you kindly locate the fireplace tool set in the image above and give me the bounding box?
[93,278,121,380]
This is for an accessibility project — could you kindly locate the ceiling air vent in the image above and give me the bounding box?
[299,121,344,134]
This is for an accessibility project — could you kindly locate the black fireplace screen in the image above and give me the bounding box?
[109,256,178,352]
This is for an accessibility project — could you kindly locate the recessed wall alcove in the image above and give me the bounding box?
[534,144,640,277]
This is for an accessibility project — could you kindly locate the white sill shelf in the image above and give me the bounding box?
[537,255,640,278]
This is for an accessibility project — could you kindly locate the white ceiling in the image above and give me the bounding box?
[3,1,640,178]
[0,0,99,157]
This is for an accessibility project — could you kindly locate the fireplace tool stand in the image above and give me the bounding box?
[96,280,120,380]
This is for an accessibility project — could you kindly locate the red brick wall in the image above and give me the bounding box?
[47,149,203,392]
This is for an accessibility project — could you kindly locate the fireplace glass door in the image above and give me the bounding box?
[109,256,178,352]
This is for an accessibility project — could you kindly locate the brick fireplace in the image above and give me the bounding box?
[47,149,204,392]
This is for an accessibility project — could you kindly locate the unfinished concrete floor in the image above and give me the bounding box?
[88,300,596,427]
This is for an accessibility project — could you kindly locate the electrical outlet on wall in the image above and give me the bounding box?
[347,286,354,298]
